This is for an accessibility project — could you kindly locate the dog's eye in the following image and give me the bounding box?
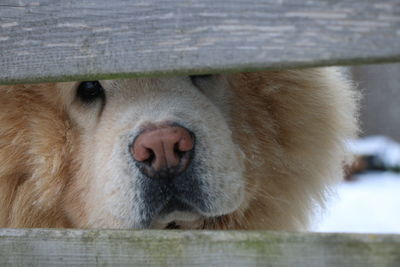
[76,81,105,103]
[189,74,212,88]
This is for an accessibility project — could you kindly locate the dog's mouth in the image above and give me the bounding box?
[160,217,205,229]
[150,198,205,229]
[136,161,244,230]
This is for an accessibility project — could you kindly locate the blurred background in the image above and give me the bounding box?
[314,63,400,233]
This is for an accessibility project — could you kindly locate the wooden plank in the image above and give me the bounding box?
[0,229,399,266]
[0,0,399,85]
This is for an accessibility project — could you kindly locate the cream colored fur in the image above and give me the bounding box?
[0,68,358,230]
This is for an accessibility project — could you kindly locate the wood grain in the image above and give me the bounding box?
[0,0,399,84]
[0,229,399,266]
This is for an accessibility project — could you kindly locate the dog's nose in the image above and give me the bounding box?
[132,125,194,178]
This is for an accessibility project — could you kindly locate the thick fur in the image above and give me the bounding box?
[0,68,358,230]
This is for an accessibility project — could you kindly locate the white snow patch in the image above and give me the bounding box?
[347,135,400,167]
[314,172,400,233]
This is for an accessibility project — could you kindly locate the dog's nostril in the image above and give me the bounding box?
[142,149,155,166]
[131,125,194,178]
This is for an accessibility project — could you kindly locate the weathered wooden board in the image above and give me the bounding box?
[0,0,399,84]
[0,229,399,266]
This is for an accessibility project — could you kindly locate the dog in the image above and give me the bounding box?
[0,68,358,230]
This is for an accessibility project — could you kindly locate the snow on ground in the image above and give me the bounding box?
[314,172,400,233]
[347,136,400,168]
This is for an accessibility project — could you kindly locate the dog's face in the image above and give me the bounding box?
[59,76,245,229]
